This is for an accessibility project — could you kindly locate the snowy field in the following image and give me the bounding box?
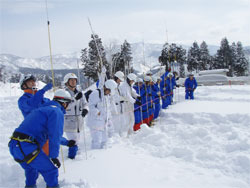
[0,82,250,188]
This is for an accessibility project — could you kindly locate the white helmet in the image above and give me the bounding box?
[137,78,143,83]
[104,79,117,93]
[144,76,152,82]
[168,73,173,77]
[152,76,158,83]
[114,71,125,82]
[53,89,72,103]
[63,73,78,84]
[146,71,153,76]
[20,74,36,90]
[127,73,137,82]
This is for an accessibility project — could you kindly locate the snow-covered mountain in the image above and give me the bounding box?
[1,43,249,73]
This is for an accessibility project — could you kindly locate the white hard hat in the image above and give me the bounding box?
[137,78,143,83]
[152,76,158,83]
[53,89,72,103]
[144,76,152,82]
[168,73,173,77]
[114,71,125,82]
[63,73,78,84]
[127,73,137,82]
[146,71,153,76]
[104,79,117,92]
[20,74,36,90]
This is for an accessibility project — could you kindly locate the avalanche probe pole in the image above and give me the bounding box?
[87,17,103,71]
[45,0,65,173]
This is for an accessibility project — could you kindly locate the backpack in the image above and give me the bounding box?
[84,89,101,102]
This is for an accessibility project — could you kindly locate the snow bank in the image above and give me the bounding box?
[0,83,249,187]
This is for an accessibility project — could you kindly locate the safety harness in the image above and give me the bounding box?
[10,132,40,164]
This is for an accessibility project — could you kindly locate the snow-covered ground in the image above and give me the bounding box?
[0,82,250,188]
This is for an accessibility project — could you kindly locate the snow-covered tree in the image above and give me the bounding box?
[234,42,249,76]
[112,40,133,76]
[187,42,200,72]
[104,39,120,76]
[81,34,109,81]
[159,43,186,74]
[199,41,212,70]
[213,38,233,76]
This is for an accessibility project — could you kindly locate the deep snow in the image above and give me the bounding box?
[0,82,249,188]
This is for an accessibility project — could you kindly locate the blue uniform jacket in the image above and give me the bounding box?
[184,77,198,90]
[18,89,50,118]
[152,84,160,104]
[167,78,176,92]
[160,79,171,97]
[14,101,65,158]
[133,85,145,111]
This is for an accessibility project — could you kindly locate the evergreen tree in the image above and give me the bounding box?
[230,42,237,76]
[159,43,186,74]
[187,42,200,72]
[199,41,212,70]
[234,42,249,76]
[81,34,109,81]
[112,40,133,76]
[213,38,233,76]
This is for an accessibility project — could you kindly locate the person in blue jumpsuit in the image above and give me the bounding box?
[160,72,171,109]
[9,89,72,188]
[18,75,73,155]
[18,74,52,118]
[143,76,154,126]
[185,74,198,99]
[152,76,161,119]
[133,78,144,131]
[166,73,176,105]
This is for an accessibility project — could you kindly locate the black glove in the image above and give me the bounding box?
[120,100,124,104]
[81,109,88,117]
[137,96,141,101]
[67,140,76,147]
[135,100,142,106]
[75,92,83,100]
[50,158,61,168]
[176,84,180,88]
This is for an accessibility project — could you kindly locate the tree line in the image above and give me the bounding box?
[81,36,249,81]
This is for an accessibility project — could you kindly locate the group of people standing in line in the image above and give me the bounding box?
[8,68,197,188]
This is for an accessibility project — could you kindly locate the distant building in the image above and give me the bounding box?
[199,69,229,76]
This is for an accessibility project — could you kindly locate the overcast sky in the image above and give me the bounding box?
[1,0,249,58]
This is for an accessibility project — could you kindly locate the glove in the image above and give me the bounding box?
[67,140,76,147]
[42,83,53,92]
[120,100,124,104]
[137,96,141,101]
[176,84,180,88]
[50,158,61,168]
[75,92,83,100]
[135,100,142,106]
[81,109,88,117]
